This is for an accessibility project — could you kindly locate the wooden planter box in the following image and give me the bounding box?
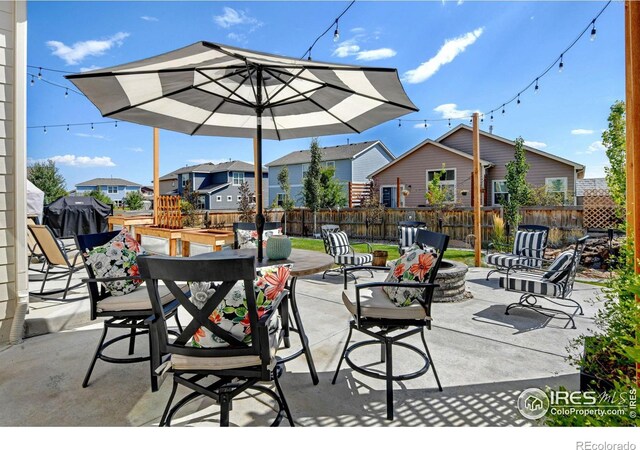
[181,229,235,257]
[135,225,199,256]
[108,215,155,236]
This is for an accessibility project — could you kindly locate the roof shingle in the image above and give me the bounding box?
[76,177,141,187]
[266,141,379,166]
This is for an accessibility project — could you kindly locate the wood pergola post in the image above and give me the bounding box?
[472,112,482,267]
[153,127,159,225]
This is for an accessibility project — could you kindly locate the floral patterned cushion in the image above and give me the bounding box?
[85,228,145,297]
[237,228,282,249]
[189,264,291,348]
[382,244,439,307]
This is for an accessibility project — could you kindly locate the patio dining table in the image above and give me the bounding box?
[194,247,334,385]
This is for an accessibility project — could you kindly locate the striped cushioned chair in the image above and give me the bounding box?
[485,225,550,280]
[322,230,374,280]
[398,221,427,255]
[499,235,588,329]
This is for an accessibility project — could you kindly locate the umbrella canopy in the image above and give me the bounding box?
[67,41,418,259]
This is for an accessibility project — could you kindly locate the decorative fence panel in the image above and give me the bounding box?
[583,189,618,230]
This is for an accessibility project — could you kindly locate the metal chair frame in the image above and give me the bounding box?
[331,229,450,421]
[320,226,374,281]
[486,224,550,280]
[76,230,182,392]
[503,235,589,329]
[397,220,427,255]
[138,254,294,427]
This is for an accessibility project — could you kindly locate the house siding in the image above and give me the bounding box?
[372,142,474,207]
[0,1,26,345]
[75,184,140,203]
[351,143,394,182]
[440,128,578,204]
[206,172,268,211]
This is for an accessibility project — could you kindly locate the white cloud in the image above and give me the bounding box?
[587,141,606,153]
[141,16,159,22]
[413,123,430,129]
[402,27,484,84]
[214,7,260,29]
[29,155,116,167]
[356,48,397,61]
[333,42,360,58]
[46,32,130,65]
[79,65,102,72]
[75,133,108,140]
[227,32,248,44]
[571,129,594,135]
[129,147,144,153]
[524,140,548,150]
[433,103,479,119]
[350,27,366,34]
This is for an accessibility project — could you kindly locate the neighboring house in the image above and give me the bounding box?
[266,140,395,207]
[575,177,609,205]
[173,160,268,210]
[370,125,585,207]
[75,178,142,206]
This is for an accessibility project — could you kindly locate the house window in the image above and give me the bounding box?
[106,186,117,194]
[301,164,309,178]
[492,180,509,205]
[237,195,242,202]
[546,177,568,204]
[323,161,335,169]
[232,172,244,186]
[196,196,206,209]
[276,193,285,206]
[227,195,233,202]
[216,195,222,202]
[427,168,456,203]
[181,176,189,188]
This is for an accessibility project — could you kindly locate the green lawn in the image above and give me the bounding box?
[290,237,476,265]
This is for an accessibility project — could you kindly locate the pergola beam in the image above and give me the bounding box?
[473,112,482,267]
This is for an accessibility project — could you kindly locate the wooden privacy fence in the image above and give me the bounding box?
[583,189,619,230]
[348,182,371,208]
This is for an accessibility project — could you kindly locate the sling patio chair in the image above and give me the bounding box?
[76,230,183,391]
[398,220,427,256]
[500,235,589,329]
[332,229,450,421]
[485,224,550,280]
[321,228,374,281]
[28,223,86,300]
[138,253,294,427]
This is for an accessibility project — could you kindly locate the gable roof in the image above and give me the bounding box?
[576,178,609,197]
[437,124,586,171]
[266,140,392,166]
[171,160,267,176]
[369,139,493,178]
[76,177,141,187]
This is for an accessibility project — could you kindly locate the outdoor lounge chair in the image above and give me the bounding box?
[500,235,589,329]
[398,220,427,255]
[331,229,449,421]
[321,227,374,280]
[138,253,294,427]
[485,224,550,280]
[28,223,86,299]
[76,231,183,391]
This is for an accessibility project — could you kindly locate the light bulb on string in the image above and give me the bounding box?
[38,68,42,79]
[66,124,69,132]
[43,126,47,134]
[490,112,494,121]
[517,94,521,106]
[501,105,505,114]
[558,54,564,73]
[448,119,451,128]
[65,88,68,98]
[590,21,597,41]
[333,20,340,42]
[424,120,428,129]
[115,121,118,128]
[480,115,484,123]
[30,75,34,86]
[91,123,94,130]
[398,120,401,127]
[534,78,539,93]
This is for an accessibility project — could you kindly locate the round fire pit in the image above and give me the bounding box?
[433,259,472,302]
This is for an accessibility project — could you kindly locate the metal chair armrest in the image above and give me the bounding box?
[350,242,373,253]
[144,299,180,326]
[82,275,143,283]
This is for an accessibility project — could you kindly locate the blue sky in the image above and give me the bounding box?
[26,1,625,189]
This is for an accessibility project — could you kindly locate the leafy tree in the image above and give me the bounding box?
[361,181,385,241]
[319,166,347,209]
[181,180,200,227]
[123,190,144,210]
[425,164,448,207]
[602,100,626,219]
[276,166,295,234]
[85,187,113,205]
[27,160,67,204]
[503,137,530,229]
[300,137,323,234]
[237,181,254,222]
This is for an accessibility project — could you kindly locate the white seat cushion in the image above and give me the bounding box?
[342,287,431,321]
[335,252,373,265]
[96,283,180,312]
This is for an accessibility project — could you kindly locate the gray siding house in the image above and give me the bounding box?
[267,141,395,207]
[370,125,585,207]
[75,178,142,206]
[173,160,268,210]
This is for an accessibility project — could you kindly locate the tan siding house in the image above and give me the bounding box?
[371,125,585,208]
[0,1,27,345]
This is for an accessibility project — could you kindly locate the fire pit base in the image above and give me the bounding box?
[433,259,472,302]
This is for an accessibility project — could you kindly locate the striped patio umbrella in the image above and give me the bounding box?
[67,41,418,259]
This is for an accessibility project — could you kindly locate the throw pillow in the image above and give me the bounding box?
[85,228,145,297]
[382,244,439,307]
[189,264,291,348]
[542,250,574,283]
[237,228,283,249]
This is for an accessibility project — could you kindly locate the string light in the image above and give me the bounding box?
[66,124,69,132]
[115,121,118,128]
[501,104,505,114]
[64,88,68,98]
[517,94,521,106]
[301,0,356,60]
[448,119,451,128]
[534,78,539,93]
[398,120,401,127]
[91,123,94,130]
[28,120,119,133]
[558,54,564,73]
[333,20,340,42]
[30,75,34,86]
[37,67,42,79]
[590,20,597,41]
[424,120,428,128]
[43,126,46,134]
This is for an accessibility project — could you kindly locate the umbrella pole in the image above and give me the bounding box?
[254,111,265,261]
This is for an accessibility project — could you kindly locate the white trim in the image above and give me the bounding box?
[352,140,396,162]
[368,139,492,179]
[226,195,233,202]
[231,171,244,186]
[380,184,405,208]
[216,195,222,202]
[437,124,586,170]
[426,167,457,204]
[492,179,509,206]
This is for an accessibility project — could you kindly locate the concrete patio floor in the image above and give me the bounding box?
[0,265,604,426]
